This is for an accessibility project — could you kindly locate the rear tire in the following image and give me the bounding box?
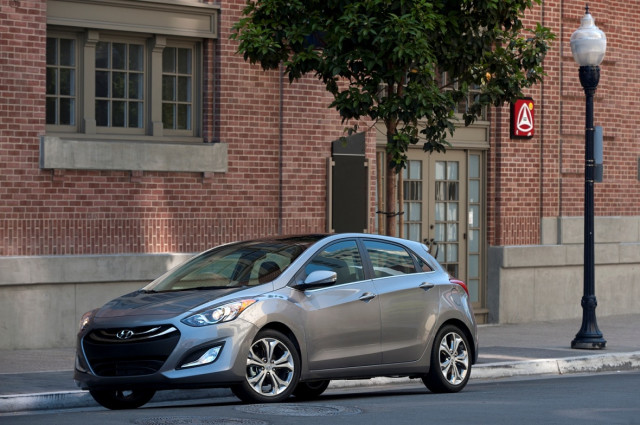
[293,380,330,400]
[232,329,301,403]
[423,324,471,393]
[89,389,155,410]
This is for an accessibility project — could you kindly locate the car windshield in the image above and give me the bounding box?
[144,236,323,292]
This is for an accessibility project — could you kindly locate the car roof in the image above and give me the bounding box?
[221,233,430,258]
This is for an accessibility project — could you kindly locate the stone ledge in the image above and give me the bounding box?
[491,242,640,269]
[40,137,227,173]
[0,253,194,286]
[542,216,640,245]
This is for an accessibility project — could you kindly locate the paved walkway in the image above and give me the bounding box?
[1,314,639,413]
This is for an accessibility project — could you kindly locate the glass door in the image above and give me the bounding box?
[400,149,485,319]
[430,154,466,281]
[466,153,483,306]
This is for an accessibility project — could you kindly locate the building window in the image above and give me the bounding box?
[41,0,226,174]
[46,37,76,127]
[95,40,145,130]
[439,72,486,120]
[45,30,200,139]
[162,46,193,132]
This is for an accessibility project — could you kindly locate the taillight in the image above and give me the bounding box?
[450,278,469,295]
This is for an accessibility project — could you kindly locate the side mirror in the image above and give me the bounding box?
[293,270,337,290]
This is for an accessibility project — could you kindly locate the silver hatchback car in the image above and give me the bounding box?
[74,233,478,409]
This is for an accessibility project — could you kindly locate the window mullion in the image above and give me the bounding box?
[151,35,166,137]
[83,30,99,134]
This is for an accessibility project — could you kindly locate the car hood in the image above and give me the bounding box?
[94,288,245,319]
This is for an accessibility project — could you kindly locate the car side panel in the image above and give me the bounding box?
[373,272,441,364]
[296,280,381,370]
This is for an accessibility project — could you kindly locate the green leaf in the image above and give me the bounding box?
[232,0,554,171]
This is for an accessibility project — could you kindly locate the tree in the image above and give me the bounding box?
[231,0,554,236]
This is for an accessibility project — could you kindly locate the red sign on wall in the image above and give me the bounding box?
[510,98,535,139]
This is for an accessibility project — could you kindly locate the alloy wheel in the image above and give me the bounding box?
[423,324,472,393]
[438,331,469,385]
[246,336,296,397]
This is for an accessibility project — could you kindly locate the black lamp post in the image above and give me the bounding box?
[570,5,606,350]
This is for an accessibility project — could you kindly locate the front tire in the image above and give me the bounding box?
[423,325,471,393]
[232,329,301,403]
[89,389,155,410]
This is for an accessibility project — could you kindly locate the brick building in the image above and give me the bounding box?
[1,0,638,349]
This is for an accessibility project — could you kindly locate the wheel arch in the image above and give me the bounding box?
[437,318,477,365]
[258,321,303,362]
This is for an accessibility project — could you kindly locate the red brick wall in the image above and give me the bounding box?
[1,0,47,254]
[556,2,640,218]
[0,0,376,256]
[4,1,637,255]
[488,1,640,246]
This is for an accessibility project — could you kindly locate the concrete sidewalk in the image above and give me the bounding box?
[1,314,639,413]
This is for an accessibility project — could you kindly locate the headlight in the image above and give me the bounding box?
[181,299,256,327]
[78,309,97,333]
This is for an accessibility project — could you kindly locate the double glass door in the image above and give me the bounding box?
[400,149,485,316]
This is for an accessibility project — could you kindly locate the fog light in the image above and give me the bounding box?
[180,346,222,369]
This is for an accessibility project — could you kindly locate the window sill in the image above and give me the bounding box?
[40,136,227,173]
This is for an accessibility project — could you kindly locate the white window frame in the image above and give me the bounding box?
[46,29,202,140]
[93,34,148,135]
[46,30,82,134]
[160,40,200,137]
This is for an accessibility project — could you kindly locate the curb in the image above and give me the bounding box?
[2,352,640,414]
[470,351,640,380]
[0,388,231,414]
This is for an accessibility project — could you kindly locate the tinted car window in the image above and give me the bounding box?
[304,240,364,285]
[364,240,418,277]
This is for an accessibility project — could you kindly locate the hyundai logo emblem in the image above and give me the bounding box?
[116,329,135,340]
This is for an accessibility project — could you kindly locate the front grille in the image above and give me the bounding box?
[83,325,180,377]
[88,326,178,343]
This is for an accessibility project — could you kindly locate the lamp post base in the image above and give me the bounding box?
[571,338,606,350]
[571,298,606,350]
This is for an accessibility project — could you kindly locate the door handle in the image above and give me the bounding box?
[419,282,435,291]
[359,292,377,302]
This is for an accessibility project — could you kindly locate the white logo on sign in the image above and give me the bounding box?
[516,103,533,133]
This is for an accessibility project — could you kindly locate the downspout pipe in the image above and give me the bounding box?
[278,63,284,235]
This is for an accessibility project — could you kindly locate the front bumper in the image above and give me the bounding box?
[74,318,258,391]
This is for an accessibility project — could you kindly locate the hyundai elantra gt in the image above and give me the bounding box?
[74,233,478,409]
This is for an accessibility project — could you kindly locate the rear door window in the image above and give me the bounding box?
[363,240,418,278]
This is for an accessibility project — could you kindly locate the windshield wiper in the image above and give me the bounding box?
[171,286,235,292]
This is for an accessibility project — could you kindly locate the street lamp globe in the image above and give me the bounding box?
[570,5,606,66]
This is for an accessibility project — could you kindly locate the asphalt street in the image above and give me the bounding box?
[3,372,640,424]
[1,314,639,414]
